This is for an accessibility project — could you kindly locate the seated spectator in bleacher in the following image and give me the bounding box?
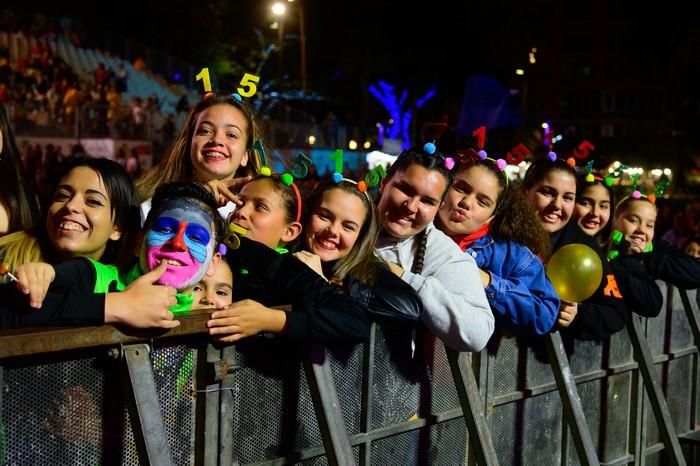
[133,56,146,71]
[115,63,127,93]
[94,62,107,86]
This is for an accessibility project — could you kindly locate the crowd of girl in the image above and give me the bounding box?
[1,93,699,355]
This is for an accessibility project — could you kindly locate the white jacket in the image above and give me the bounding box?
[376,223,494,352]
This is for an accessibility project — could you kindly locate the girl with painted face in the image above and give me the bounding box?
[374,145,494,352]
[207,174,421,343]
[137,93,263,222]
[573,175,614,247]
[0,182,224,329]
[522,158,625,341]
[435,156,559,335]
[606,195,700,317]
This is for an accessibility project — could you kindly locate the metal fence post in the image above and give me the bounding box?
[304,344,355,466]
[627,315,686,465]
[121,343,174,466]
[359,324,377,466]
[545,332,599,465]
[445,348,499,466]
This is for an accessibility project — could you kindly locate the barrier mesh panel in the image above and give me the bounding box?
[370,327,422,430]
[490,390,563,465]
[230,339,324,464]
[151,344,196,465]
[3,357,106,466]
[327,344,364,436]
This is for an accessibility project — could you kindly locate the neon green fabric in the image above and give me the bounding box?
[87,259,194,315]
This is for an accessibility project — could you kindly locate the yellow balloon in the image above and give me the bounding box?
[546,243,603,303]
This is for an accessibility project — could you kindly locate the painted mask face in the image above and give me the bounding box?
[141,199,216,290]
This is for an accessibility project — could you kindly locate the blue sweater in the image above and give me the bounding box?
[465,235,559,335]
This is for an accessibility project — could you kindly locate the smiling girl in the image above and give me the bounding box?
[0,157,140,279]
[137,93,262,221]
[607,195,700,317]
[435,157,558,335]
[207,174,422,343]
[375,145,494,352]
[574,175,614,247]
[522,158,625,341]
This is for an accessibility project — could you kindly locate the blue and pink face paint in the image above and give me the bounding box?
[141,199,216,290]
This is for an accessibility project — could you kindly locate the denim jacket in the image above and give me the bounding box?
[465,235,559,335]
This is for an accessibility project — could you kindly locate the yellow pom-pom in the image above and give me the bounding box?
[260,166,272,176]
[585,173,595,183]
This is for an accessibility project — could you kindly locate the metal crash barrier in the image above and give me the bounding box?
[0,287,699,465]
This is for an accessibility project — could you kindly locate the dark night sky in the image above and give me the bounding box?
[5,1,700,129]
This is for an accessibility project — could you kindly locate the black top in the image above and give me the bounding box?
[551,222,626,341]
[228,237,423,344]
[611,239,700,318]
[0,258,105,330]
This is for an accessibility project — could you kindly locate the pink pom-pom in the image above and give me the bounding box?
[496,159,507,170]
[444,157,455,170]
[478,149,488,160]
[632,190,642,199]
[547,151,557,162]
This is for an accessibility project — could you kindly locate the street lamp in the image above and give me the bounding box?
[270,1,307,108]
[271,2,287,81]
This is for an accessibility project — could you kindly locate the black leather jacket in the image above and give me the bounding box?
[228,238,423,344]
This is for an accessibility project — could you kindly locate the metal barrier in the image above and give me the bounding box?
[1,288,699,465]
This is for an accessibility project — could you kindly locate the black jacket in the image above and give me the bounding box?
[228,238,422,344]
[611,239,700,318]
[551,222,626,341]
[0,258,105,330]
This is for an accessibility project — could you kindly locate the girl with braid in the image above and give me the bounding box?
[375,144,494,352]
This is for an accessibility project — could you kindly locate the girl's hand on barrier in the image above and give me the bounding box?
[15,262,56,309]
[207,299,287,343]
[292,251,326,280]
[557,301,578,327]
[105,262,180,328]
[206,176,252,207]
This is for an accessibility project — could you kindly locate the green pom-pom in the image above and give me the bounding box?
[605,176,615,187]
[281,173,294,186]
